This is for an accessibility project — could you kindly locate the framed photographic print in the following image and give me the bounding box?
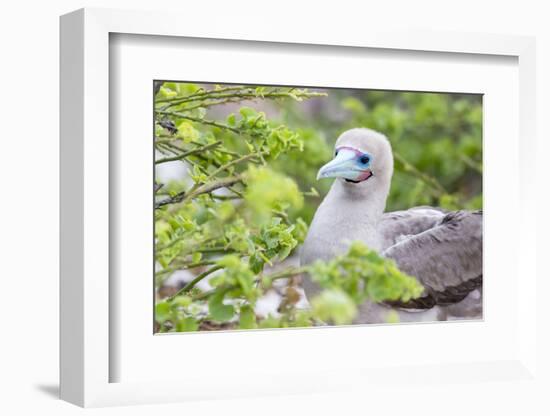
[60,7,539,408]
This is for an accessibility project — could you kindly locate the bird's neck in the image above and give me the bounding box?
[301,177,391,266]
[328,179,388,224]
[319,179,389,251]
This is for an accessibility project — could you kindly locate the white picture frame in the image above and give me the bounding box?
[60,7,539,408]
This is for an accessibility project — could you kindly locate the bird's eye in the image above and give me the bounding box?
[360,155,370,165]
[335,150,339,156]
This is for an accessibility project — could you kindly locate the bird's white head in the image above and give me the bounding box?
[317,128,394,197]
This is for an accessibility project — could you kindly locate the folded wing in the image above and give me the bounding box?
[381,210,482,309]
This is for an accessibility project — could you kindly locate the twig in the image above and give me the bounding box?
[191,265,308,301]
[155,190,187,209]
[158,141,226,171]
[460,154,483,174]
[204,152,262,182]
[155,142,173,156]
[155,141,222,164]
[227,186,244,198]
[155,111,241,134]
[167,265,223,301]
[160,97,246,113]
[157,235,220,256]
[263,266,308,283]
[393,152,447,196]
[189,140,240,157]
[155,260,217,278]
[155,86,244,103]
[210,194,241,201]
[197,247,235,253]
[157,89,327,108]
[184,175,243,202]
[155,175,244,209]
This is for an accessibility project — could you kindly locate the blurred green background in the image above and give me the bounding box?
[261,88,482,223]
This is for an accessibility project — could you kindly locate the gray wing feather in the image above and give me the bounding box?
[382,210,482,307]
[379,206,446,250]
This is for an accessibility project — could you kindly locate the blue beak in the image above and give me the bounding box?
[317,149,363,181]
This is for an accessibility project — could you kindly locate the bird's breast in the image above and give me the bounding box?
[301,205,381,266]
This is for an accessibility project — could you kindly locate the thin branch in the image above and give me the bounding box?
[155,190,187,209]
[155,141,222,164]
[197,247,235,254]
[226,186,244,198]
[155,86,244,104]
[204,152,262,182]
[160,97,245,112]
[393,151,447,196]
[157,88,327,108]
[156,235,220,257]
[159,142,226,171]
[158,138,240,157]
[460,154,483,174]
[191,265,308,301]
[155,142,173,156]
[272,209,291,225]
[155,175,244,209]
[155,111,240,134]
[262,266,308,283]
[167,265,223,301]
[185,175,243,202]
[210,194,241,201]
[189,140,240,157]
[155,260,217,279]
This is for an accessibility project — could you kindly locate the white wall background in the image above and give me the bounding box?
[0,0,548,414]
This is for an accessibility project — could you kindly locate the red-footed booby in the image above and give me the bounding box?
[300,128,482,323]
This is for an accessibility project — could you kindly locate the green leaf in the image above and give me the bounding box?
[155,302,171,323]
[208,291,235,322]
[175,120,200,143]
[239,106,258,119]
[308,242,424,305]
[191,252,202,264]
[239,305,257,329]
[255,86,266,98]
[244,166,303,224]
[227,113,236,126]
[311,289,357,325]
[176,317,199,332]
[158,86,177,99]
[172,295,192,308]
[249,253,265,274]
